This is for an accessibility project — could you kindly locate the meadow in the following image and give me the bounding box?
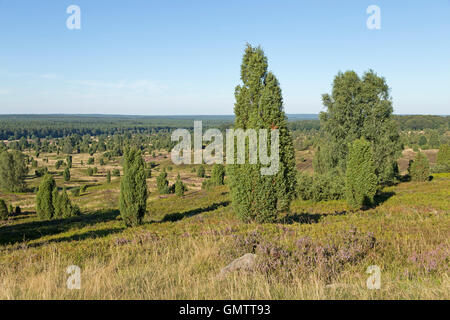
[0,148,448,299]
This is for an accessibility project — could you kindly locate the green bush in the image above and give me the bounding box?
[36,174,56,220]
[211,164,225,186]
[112,169,120,177]
[197,165,205,178]
[174,173,186,196]
[408,152,430,182]
[0,199,8,220]
[63,167,70,181]
[345,138,378,209]
[87,167,94,176]
[70,187,80,197]
[119,148,148,227]
[157,169,170,194]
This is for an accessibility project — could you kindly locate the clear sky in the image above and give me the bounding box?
[0,0,449,115]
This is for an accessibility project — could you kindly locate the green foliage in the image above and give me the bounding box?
[36,174,56,220]
[314,70,401,185]
[436,144,450,169]
[418,135,427,146]
[157,169,170,194]
[70,187,80,197]
[0,150,28,192]
[211,164,225,186]
[54,188,80,218]
[87,157,94,165]
[87,167,94,176]
[66,155,72,168]
[0,199,8,220]
[106,170,111,183]
[63,167,71,182]
[297,170,345,202]
[35,167,48,177]
[228,44,297,223]
[197,165,205,178]
[55,159,64,170]
[112,169,120,177]
[119,148,148,227]
[345,138,378,209]
[15,206,21,215]
[408,152,430,182]
[174,173,186,197]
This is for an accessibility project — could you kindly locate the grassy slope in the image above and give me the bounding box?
[0,159,448,299]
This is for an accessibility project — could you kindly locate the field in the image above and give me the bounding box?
[0,148,448,299]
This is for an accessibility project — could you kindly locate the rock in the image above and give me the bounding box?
[219,253,256,277]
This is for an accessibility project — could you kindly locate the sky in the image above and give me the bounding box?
[0,0,449,115]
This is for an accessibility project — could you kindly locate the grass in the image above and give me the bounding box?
[0,151,448,299]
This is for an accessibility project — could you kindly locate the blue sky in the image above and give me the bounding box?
[0,0,449,115]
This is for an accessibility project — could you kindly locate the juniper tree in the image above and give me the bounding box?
[63,167,71,182]
[345,138,378,209]
[119,148,148,227]
[437,144,450,168]
[197,165,205,178]
[211,164,225,186]
[157,169,170,194]
[106,170,111,183]
[174,173,185,197]
[0,150,28,192]
[314,70,401,185]
[408,152,430,182]
[227,44,297,223]
[66,155,72,168]
[36,174,56,220]
[0,199,8,220]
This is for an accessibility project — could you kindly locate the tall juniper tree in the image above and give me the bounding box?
[345,138,377,209]
[36,174,56,220]
[119,147,148,227]
[227,44,297,223]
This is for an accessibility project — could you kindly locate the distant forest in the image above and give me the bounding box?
[0,114,448,140]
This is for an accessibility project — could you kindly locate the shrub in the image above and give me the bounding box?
[297,170,345,202]
[408,152,430,181]
[211,164,225,186]
[15,206,21,215]
[157,169,170,194]
[36,174,56,220]
[87,157,94,165]
[0,150,28,192]
[106,170,111,183]
[0,199,8,220]
[55,159,64,170]
[35,167,48,177]
[70,187,80,197]
[345,138,378,209]
[112,169,120,177]
[197,165,205,178]
[87,167,94,176]
[434,144,450,173]
[63,167,70,181]
[174,173,186,197]
[66,155,72,168]
[119,148,148,227]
